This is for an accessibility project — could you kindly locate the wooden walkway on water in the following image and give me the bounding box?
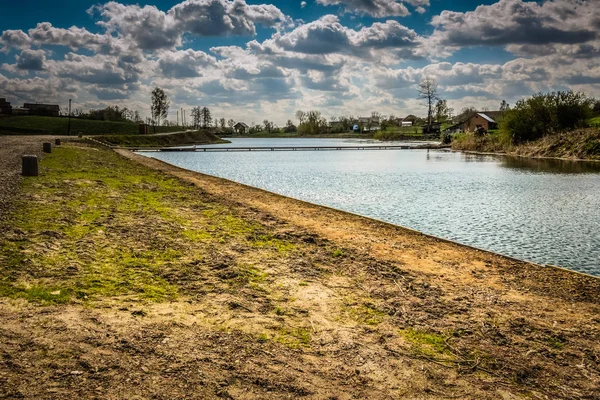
[134,145,424,153]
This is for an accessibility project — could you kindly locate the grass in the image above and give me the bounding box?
[0,144,298,306]
[399,328,454,359]
[0,115,187,136]
[588,116,600,126]
[97,130,228,147]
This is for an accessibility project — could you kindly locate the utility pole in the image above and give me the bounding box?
[177,110,179,126]
[67,99,72,136]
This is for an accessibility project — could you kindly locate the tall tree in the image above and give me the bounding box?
[500,100,510,111]
[151,87,170,127]
[200,107,212,129]
[227,119,235,129]
[435,99,453,123]
[418,77,439,127]
[191,106,201,129]
[219,118,226,129]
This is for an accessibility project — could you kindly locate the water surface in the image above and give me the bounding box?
[141,138,600,276]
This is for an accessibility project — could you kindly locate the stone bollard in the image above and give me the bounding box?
[55,138,61,145]
[22,155,39,177]
[43,143,52,153]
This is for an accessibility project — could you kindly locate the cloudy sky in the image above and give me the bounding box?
[0,0,598,125]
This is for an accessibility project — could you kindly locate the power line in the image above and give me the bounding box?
[0,87,35,103]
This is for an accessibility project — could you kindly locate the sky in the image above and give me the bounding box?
[0,0,598,125]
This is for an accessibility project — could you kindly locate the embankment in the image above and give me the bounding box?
[452,128,600,161]
[97,130,228,147]
[0,115,185,136]
[0,141,599,399]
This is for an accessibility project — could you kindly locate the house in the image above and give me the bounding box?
[446,111,503,134]
[356,116,381,132]
[12,107,30,116]
[234,122,249,134]
[23,103,60,117]
[0,98,12,115]
[466,112,499,132]
[401,120,413,127]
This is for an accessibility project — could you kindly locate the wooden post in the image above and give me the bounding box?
[43,143,52,153]
[22,155,38,176]
[55,139,61,145]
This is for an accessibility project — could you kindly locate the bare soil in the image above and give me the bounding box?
[0,142,599,399]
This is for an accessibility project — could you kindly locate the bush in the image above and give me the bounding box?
[501,91,593,144]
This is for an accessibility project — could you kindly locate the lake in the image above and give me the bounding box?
[140,138,600,277]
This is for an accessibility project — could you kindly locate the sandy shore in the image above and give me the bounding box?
[0,142,598,399]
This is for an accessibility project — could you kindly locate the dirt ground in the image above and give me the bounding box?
[0,142,599,399]
[0,136,70,225]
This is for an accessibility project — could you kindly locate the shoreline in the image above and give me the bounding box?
[1,140,600,398]
[125,149,597,280]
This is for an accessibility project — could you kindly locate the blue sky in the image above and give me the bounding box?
[0,0,598,124]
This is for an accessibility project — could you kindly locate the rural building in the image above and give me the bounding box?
[234,122,249,134]
[466,112,499,132]
[12,108,30,116]
[0,98,12,115]
[401,120,413,127]
[356,116,381,132]
[445,111,503,134]
[23,103,60,117]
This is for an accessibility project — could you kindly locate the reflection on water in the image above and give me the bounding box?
[141,138,600,276]
[501,156,600,174]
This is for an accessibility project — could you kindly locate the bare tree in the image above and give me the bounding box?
[227,119,235,129]
[151,87,170,127]
[418,77,439,127]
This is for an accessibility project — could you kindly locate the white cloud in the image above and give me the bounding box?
[316,0,430,17]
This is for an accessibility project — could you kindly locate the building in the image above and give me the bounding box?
[23,103,60,117]
[465,112,499,132]
[0,98,12,115]
[356,116,381,132]
[445,111,503,134]
[234,122,249,134]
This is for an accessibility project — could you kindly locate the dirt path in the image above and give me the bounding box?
[0,143,598,399]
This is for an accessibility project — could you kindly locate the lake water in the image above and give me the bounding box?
[140,138,600,277]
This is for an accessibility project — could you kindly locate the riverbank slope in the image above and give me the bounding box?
[1,140,599,399]
[97,130,228,147]
[452,128,600,160]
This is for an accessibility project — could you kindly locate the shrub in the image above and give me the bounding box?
[501,91,593,144]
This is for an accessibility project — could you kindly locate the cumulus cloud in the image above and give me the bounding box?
[0,30,32,51]
[273,15,423,59]
[16,49,46,71]
[316,0,429,17]
[301,1,307,8]
[90,0,289,51]
[430,0,598,48]
[157,49,216,78]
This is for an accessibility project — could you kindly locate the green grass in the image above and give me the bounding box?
[0,115,186,135]
[399,329,453,358]
[97,130,228,147]
[0,144,297,305]
[588,116,600,126]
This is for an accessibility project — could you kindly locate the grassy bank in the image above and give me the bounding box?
[97,130,228,147]
[0,115,185,135]
[1,143,599,398]
[452,128,600,160]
